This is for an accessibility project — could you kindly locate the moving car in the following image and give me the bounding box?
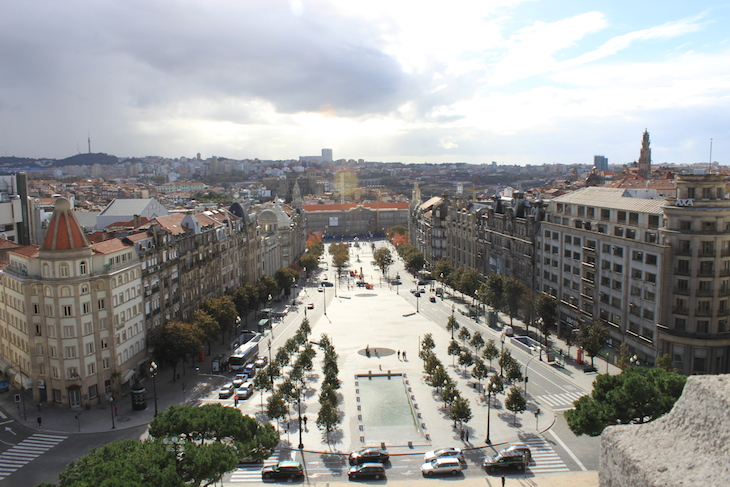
[243,363,257,378]
[232,374,247,388]
[307,302,314,309]
[500,443,532,462]
[347,463,386,480]
[236,381,254,400]
[254,355,268,368]
[318,286,324,292]
[423,447,463,463]
[218,383,235,399]
[322,281,334,287]
[429,296,436,302]
[483,451,528,473]
[349,447,389,465]
[421,457,462,476]
[261,461,304,480]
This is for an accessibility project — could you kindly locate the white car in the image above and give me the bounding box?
[421,457,462,476]
[424,447,464,463]
[232,374,247,388]
[317,286,324,292]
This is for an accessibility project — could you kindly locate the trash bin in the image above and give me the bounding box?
[130,382,147,411]
[576,348,584,365]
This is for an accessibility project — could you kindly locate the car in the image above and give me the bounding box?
[423,447,464,463]
[421,457,462,476]
[218,383,235,399]
[318,286,324,292]
[429,296,436,302]
[307,302,314,309]
[349,447,389,465]
[499,443,532,462]
[261,461,304,480]
[254,355,268,368]
[232,374,247,388]
[322,275,328,280]
[236,381,254,400]
[322,281,334,287]
[348,463,386,480]
[414,291,421,297]
[410,288,417,294]
[243,363,257,378]
[483,451,528,473]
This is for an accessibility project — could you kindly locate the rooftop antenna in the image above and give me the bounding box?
[709,138,713,169]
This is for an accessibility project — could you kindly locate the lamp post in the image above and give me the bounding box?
[149,361,159,416]
[524,354,539,397]
[268,340,274,391]
[323,286,327,315]
[416,292,420,313]
[107,393,116,429]
[485,380,494,444]
[297,389,304,450]
[499,333,506,377]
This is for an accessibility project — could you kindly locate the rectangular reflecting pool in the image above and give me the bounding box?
[357,375,422,443]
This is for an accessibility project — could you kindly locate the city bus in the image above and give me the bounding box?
[228,341,260,372]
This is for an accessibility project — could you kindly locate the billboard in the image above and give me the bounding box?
[329,217,339,227]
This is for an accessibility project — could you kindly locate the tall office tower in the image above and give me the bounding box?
[321,148,333,162]
[638,130,651,178]
[594,155,608,172]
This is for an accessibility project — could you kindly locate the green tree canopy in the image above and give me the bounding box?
[484,274,505,312]
[274,267,299,296]
[201,295,238,342]
[191,310,220,356]
[565,366,687,436]
[149,320,202,382]
[576,320,610,367]
[448,396,473,428]
[502,277,525,326]
[535,293,557,345]
[373,247,394,277]
[505,386,527,426]
[458,268,481,300]
[299,253,319,276]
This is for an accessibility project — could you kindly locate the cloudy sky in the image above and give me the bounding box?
[2,0,729,166]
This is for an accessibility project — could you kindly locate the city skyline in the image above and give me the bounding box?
[1,0,729,166]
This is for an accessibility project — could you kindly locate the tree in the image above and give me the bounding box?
[502,277,525,326]
[440,382,460,406]
[457,327,471,349]
[256,276,279,307]
[191,310,219,356]
[488,373,504,396]
[505,386,527,426]
[266,392,288,431]
[446,315,460,339]
[616,342,630,370]
[448,396,473,430]
[471,359,489,393]
[373,247,394,278]
[482,339,499,371]
[498,348,515,378]
[505,359,523,383]
[423,352,440,379]
[57,439,183,487]
[484,274,505,313]
[274,267,299,297]
[470,332,485,357]
[420,333,436,363]
[149,320,202,382]
[299,253,319,276]
[201,295,238,343]
[148,404,278,457]
[534,293,557,347]
[230,284,257,328]
[459,268,481,302]
[447,340,461,367]
[576,320,609,368]
[316,399,340,445]
[430,365,450,392]
[458,351,474,378]
[565,366,687,437]
[657,353,678,373]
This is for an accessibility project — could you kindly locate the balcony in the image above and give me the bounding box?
[675,248,692,256]
[673,287,690,296]
[671,307,689,315]
[696,289,715,297]
[674,268,691,276]
[695,308,713,317]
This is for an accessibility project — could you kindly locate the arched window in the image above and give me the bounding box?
[61,286,71,297]
[79,261,88,275]
[96,280,105,291]
[44,286,52,297]
[31,285,39,295]
[81,284,89,294]
[59,263,69,278]
[42,264,51,278]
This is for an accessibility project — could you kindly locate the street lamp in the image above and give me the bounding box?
[485,379,495,444]
[297,388,304,450]
[149,361,159,416]
[268,340,274,391]
[323,286,327,316]
[499,333,506,377]
[524,354,539,397]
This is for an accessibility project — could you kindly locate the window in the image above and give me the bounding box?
[602,243,611,253]
[86,363,96,376]
[625,229,636,239]
[85,342,95,355]
[644,290,656,302]
[100,318,107,329]
[601,276,611,286]
[45,305,54,317]
[63,326,75,338]
[630,285,641,296]
[645,232,657,243]
[101,338,108,349]
[611,297,621,308]
[700,261,714,275]
[62,305,73,317]
[629,213,639,225]
[613,246,624,257]
[679,220,692,231]
[80,261,88,274]
[65,346,77,359]
[645,273,656,283]
[602,260,611,270]
[67,367,80,380]
[674,318,686,332]
[648,215,660,229]
[614,227,624,237]
[59,264,69,277]
[617,211,627,223]
[701,221,715,232]
[687,187,696,198]
[89,384,98,399]
[612,280,622,290]
[643,309,655,320]
[702,187,712,199]
[97,299,105,310]
[102,358,110,369]
[631,268,643,279]
[82,302,90,314]
[646,254,657,265]
[677,260,690,273]
[601,209,611,221]
[613,263,623,274]
[693,348,707,373]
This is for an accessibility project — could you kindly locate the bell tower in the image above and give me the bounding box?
[638,129,651,178]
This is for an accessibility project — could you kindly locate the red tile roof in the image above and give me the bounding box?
[40,198,90,251]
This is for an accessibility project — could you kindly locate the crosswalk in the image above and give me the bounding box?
[0,433,67,481]
[522,436,571,474]
[535,391,585,410]
[228,448,285,483]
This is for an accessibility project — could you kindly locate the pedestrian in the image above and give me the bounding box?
[397,350,401,359]
[114,405,118,416]
[465,429,469,442]
[460,429,464,441]
[303,415,308,427]
[402,351,407,361]
[37,416,42,428]
[501,474,506,486]
[234,396,239,407]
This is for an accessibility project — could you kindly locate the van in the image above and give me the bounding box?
[236,381,254,400]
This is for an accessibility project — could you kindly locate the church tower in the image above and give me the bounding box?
[638,129,651,178]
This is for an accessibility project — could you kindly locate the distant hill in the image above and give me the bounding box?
[0,156,44,168]
[54,153,119,167]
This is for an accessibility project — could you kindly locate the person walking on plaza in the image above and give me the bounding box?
[501,475,506,486]
[402,350,406,361]
[37,416,42,428]
[465,429,469,442]
[303,415,308,429]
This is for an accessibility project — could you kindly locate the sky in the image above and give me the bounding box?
[2,0,729,166]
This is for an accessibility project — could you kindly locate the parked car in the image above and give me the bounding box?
[232,374,247,388]
[347,463,386,480]
[423,447,463,463]
[349,447,389,465]
[483,451,528,473]
[261,461,304,480]
[218,383,235,399]
[499,443,532,462]
[307,302,314,309]
[236,381,254,400]
[421,457,462,476]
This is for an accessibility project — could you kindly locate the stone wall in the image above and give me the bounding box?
[599,374,730,486]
